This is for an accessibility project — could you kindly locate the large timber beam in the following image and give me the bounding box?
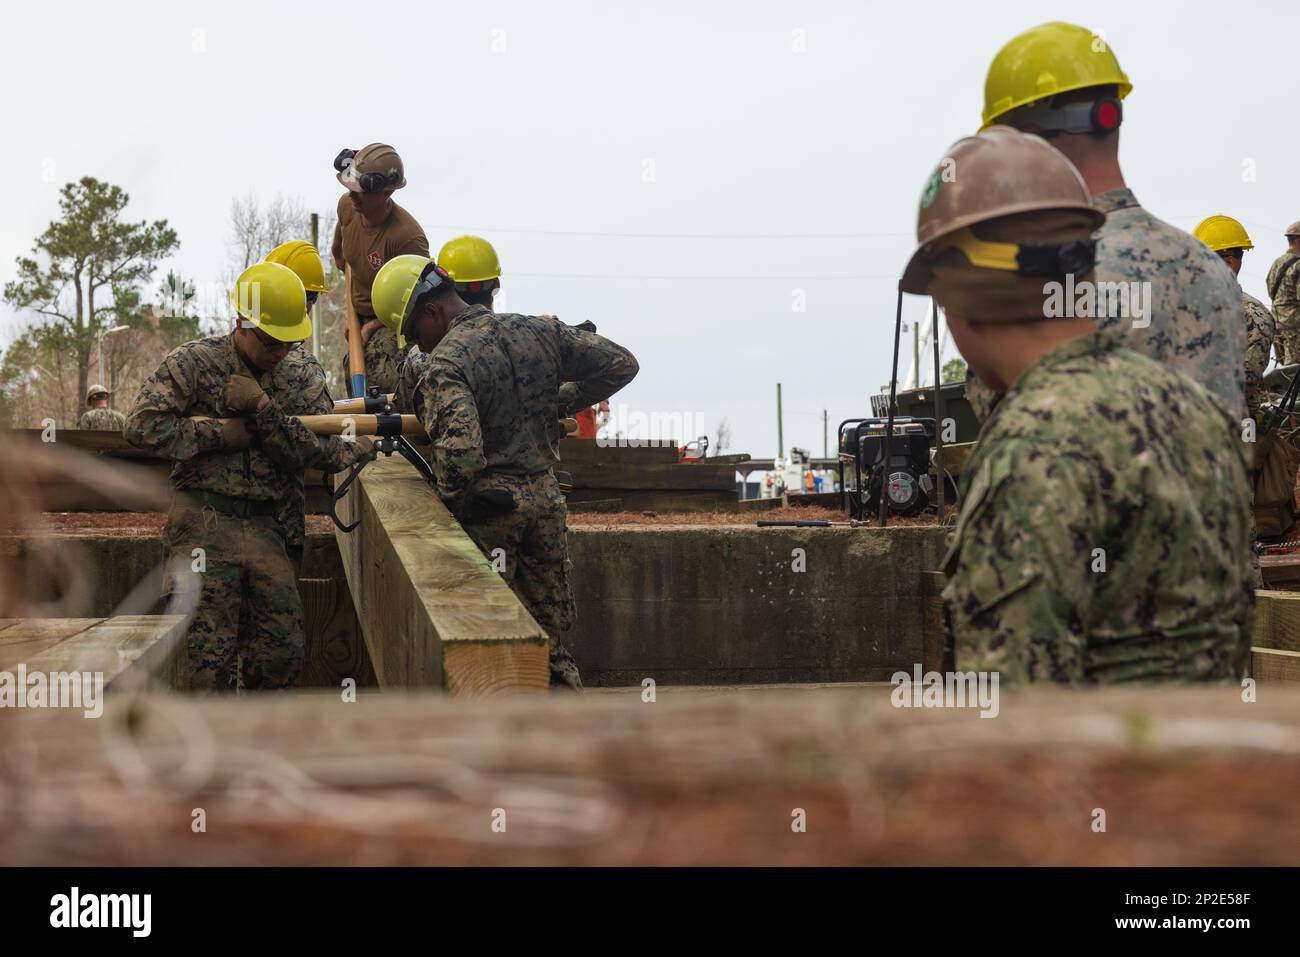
[334,453,548,695]
[4,686,1300,865]
[0,615,186,690]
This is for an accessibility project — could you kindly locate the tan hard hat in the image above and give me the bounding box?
[1286,221,1300,238]
[337,143,407,192]
[901,126,1104,293]
[86,384,109,401]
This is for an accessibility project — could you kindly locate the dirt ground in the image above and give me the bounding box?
[35,508,952,532]
[30,513,336,536]
[567,504,956,526]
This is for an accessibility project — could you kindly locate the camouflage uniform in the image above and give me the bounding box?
[274,345,360,572]
[1266,251,1300,365]
[124,333,358,691]
[343,326,403,396]
[421,305,639,688]
[1243,290,1276,422]
[77,407,126,431]
[965,188,1247,426]
[393,343,431,421]
[942,330,1253,684]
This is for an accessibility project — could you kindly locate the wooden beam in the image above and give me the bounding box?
[0,616,186,690]
[334,454,548,695]
[558,438,679,465]
[0,618,105,671]
[564,489,738,512]
[5,686,1300,865]
[1259,554,1300,587]
[565,462,736,491]
[298,577,376,689]
[1254,590,1300,652]
[1250,647,1300,683]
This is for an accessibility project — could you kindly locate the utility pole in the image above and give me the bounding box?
[776,383,784,461]
[310,213,321,358]
[823,408,828,459]
[914,316,921,389]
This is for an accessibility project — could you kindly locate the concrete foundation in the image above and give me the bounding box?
[5,520,948,688]
[566,525,948,684]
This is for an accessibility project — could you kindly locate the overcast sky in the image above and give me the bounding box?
[2,1,1296,457]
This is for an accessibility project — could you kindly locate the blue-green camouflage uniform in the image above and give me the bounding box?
[942,331,1254,684]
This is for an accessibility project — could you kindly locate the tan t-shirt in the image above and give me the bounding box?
[333,195,429,316]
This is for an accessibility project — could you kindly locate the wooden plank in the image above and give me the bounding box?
[0,619,104,671]
[1254,590,1300,652]
[23,615,187,691]
[1250,647,1300,683]
[8,428,156,459]
[1259,554,1300,587]
[4,686,1300,865]
[565,489,737,513]
[298,577,377,689]
[566,462,735,491]
[335,455,548,695]
[557,438,679,465]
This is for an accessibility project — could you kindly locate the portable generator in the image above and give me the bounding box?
[837,416,955,519]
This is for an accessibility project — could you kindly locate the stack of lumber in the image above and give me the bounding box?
[1253,591,1300,682]
[10,427,333,513]
[10,429,741,514]
[3,686,1298,865]
[558,439,737,512]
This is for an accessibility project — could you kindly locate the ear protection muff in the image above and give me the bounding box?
[334,147,402,192]
[1006,96,1123,137]
[333,148,357,173]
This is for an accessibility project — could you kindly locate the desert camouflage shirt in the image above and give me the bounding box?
[1267,250,1300,321]
[420,305,638,506]
[1242,289,1276,420]
[942,330,1253,684]
[124,332,358,504]
[1091,188,1246,420]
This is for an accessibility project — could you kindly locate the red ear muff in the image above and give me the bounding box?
[1091,97,1122,133]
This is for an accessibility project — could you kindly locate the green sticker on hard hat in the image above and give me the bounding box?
[920,170,943,208]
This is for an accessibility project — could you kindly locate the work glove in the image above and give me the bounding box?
[219,417,254,451]
[224,373,268,415]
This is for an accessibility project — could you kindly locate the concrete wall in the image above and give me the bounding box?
[5,522,949,687]
[566,526,948,686]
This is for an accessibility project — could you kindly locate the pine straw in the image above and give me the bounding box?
[568,505,957,527]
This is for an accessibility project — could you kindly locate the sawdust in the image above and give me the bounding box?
[32,512,337,537]
[38,508,953,532]
[568,505,957,526]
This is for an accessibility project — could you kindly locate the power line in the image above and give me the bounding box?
[510,272,901,280]
[426,224,910,240]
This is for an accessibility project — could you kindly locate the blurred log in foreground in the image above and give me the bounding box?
[2,686,1298,866]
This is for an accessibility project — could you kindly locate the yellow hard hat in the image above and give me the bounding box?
[372,254,456,344]
[265,240,327,292]
[228,262,310,342]
[1193,215,1253,253]
[437,235,501,285]
[983,21,1133,129]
